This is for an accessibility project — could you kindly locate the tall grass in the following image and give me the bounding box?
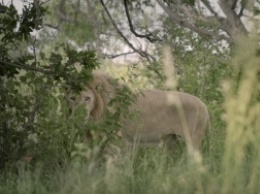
[1,35,260,194]
[221,35,260,194]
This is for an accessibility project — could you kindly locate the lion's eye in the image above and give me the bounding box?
[85,97,91,101]
[70,96,76,101]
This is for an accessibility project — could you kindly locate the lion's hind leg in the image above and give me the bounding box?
[161,134,184,158]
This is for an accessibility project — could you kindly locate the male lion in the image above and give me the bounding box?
[65,71,210,152]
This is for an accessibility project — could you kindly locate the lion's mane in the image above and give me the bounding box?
[85,71,119,121]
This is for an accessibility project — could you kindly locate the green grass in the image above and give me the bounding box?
[0,140,223,194]
[0,119,259,194]
[1,35,260,194]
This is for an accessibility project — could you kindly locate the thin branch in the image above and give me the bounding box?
[156,0,231,42]
[99,0,156,62]
[0,60,54,75]
[123,0,160,43]
[34,0,41,30]
[43,23,59,30]
[105,51,136,59]
[200,0,222,20]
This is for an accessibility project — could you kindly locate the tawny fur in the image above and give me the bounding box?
[66,71,210,151]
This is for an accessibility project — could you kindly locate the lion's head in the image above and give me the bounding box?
[65,71,118,123]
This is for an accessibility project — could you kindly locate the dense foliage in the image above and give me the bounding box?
[0,2,100,170]
[0,1,260,194]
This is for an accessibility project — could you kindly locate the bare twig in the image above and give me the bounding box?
[99,0,156,62]
[34,0,41,30]
[43,23,59,30]
[123,0,160,43]
[105,51,136,59]
[200,0,222,20]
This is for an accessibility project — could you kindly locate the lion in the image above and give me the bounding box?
[65,71,210,153]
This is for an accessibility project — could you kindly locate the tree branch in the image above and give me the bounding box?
[218,0,248,37]
[0,60,54,75]
[200,0,222,20]
[99,0,156,62]
[156,0,231,42]
[104,51,136,59]
[33,0,41,30]
[123,0,161,43]
[43,23,59,30]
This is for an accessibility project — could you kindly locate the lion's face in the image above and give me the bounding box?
[65,87,95,123]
